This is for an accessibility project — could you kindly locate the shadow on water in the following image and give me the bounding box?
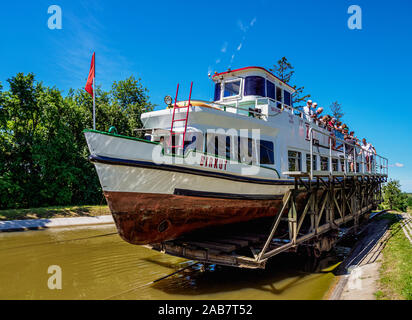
[149,250,345,298]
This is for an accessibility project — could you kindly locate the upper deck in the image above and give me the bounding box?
[140,66,388,179]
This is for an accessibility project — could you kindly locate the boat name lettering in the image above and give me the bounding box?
[200,156,228,170]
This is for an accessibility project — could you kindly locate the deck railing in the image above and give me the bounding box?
[308,126,388,180]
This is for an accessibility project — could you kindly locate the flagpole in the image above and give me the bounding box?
[93,77,96,130]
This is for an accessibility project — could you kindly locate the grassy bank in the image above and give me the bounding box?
[375,211,412,300]
[0,205,111,221]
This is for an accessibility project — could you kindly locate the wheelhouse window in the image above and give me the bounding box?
[306,154,317,172]
[266,81,275,100]
[244,76,265,97]
[276,86,283,102]
[258,140,274,165]
[214,83,221,101]
[288,151,302,171]
[284,90,291,106]
[223,80,241,98]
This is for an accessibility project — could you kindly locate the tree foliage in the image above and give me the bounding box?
[381,180,408,212]
[0,73,153,209]
[407,194,412,209]
[269,57,311,108]
[330,101,344,121]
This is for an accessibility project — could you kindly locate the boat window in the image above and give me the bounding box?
[225,136,231,160]
[223,80,241,98]
[276,86,283,102]
[183,132,203,154]
[165,134,182,155]
[332,158,339,172]
[183,136,197,152]
[259,140,274,165]
[306,154,317,172]
[339,155,345,172]
[214,83,221,101]
[334,130,344,150]
[214,136,219,156]
[284,90,291,106]
[320,156,329,171]
[205,133,231,159]
[266,81,275,100]
[239,137,257,165]
[244,76,265,97]
[288,151,302,171]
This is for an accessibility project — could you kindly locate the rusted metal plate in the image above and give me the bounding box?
[104,191,290,245]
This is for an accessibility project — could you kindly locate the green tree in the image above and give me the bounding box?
[0,72,154,209]
[269,57,311,108]
[382,180,408,212]
[330,101,344,121]
[111,76,155,137]
[407,194,412,209]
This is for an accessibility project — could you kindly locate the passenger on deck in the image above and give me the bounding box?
[325,115,333,131]
[303,100,314,122]
[311,106,323,124]
[349,131,357,141]
[328,117,337,148]
[361,138,377,172]
[329,118,337,130]
[320,115,330,129]
[344,134,359,172]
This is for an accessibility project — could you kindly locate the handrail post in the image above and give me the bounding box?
[362,150,365,174]
[371,151,373,174]
[329,137,332,175]
[353,147,356,173]
[343,142,347,175]
[309,127,313,180]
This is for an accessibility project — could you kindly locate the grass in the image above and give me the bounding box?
[375,211,412,300]
[0,205,111,221]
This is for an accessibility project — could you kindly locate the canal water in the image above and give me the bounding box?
[0,225,344,300]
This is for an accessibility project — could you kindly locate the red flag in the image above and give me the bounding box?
[85,52,95,96]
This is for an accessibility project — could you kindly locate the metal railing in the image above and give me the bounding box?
[194,97,328,126]
[308,126,388,180]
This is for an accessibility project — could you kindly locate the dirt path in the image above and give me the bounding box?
[328,217,391,300]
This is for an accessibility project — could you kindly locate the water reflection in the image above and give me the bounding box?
[0,226,345,300]
[150,252,343,300]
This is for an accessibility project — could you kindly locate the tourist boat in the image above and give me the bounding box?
[84,66,386,245]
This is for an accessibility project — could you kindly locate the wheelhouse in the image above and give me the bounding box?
[212,66,295,116]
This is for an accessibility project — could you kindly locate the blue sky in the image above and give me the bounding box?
[1,0,412,191]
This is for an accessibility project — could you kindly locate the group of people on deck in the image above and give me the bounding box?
[303,100,377,173]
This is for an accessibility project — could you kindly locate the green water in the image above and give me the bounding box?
[0,225,342,300]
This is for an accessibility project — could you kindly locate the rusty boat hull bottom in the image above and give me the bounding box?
[103,191,303,245]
